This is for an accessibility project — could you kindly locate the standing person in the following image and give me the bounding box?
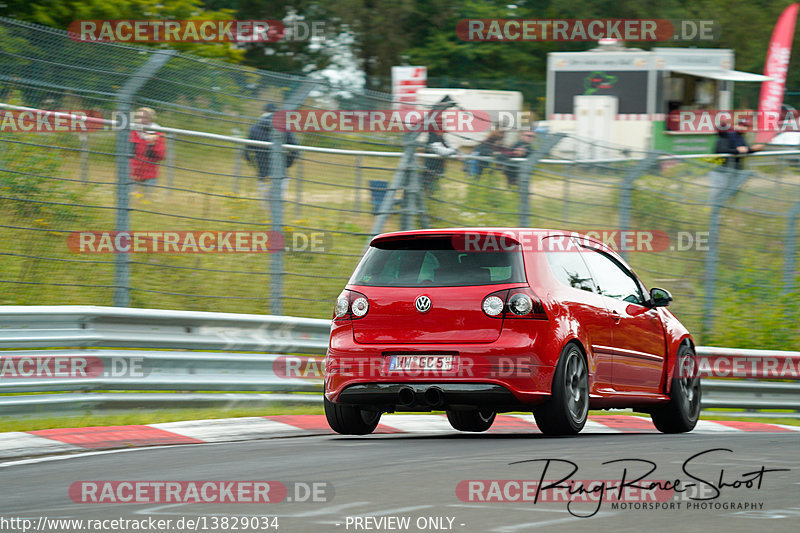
[421,96,461,194]
[467,130,505,179]
[498,128,536,187]
[422,130,459,193]
[245,103,299,208]
[715,117,764,169]
[129,107,166,197]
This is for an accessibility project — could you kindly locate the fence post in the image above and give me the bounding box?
[165,132,175,194]
[231,127,242,194]
[617,152,660,261]
[266,80,319,315]
[411,146,428,229]
[401,141,424,230]
[294,154,303,219]
[783,201,800,295]
[79,133,89,182]
[517,133,566,227]
[113,49,176,307]
[354,153,363,212]
[368,132,421,243]
[268,129,286,316]
[701,167,751,340]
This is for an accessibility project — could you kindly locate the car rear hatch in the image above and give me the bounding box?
[347,234,527,344]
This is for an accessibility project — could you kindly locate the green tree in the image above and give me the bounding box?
[1,0,244,62]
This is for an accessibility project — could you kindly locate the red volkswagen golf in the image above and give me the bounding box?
[324,228,700,436]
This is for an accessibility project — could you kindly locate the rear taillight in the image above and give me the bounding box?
[351,297,369,317]
[333,290,369,321]
[335,292,350,318]
[482,288,547,320]
[509,293,533,315]
[482,295,505,316]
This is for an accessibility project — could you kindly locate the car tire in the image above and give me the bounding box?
[651,344,701,433]
[446,409,496,432]
[324,394,381,435]
[533,343,589,436]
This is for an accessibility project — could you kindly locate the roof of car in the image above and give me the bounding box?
[372,227,599,244]
[369,227,629,266]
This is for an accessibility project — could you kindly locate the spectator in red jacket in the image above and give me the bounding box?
[129,107,165,196]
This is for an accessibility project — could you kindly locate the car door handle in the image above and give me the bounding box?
[611,310,621,323]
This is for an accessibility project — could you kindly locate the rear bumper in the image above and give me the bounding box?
[337,382,527,411]
[325,322,558,407]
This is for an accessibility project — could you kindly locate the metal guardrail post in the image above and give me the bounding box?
[112,49,176,307]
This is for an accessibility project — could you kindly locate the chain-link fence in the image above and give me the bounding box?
[1,17,799,348]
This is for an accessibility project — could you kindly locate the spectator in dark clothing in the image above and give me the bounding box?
[665,101,682,131]
[421,96,461,194]
[245,103,299,206]
[714,118,764,169]
[467,130,506,178]
[423,130,459,193]
[498,129,536,187]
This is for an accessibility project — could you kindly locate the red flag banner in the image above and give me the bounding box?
[757,3,799,143]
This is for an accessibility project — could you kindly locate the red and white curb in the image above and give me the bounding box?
[1,415,797,460]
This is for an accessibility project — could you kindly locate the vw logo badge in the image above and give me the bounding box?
[415,295,432,313]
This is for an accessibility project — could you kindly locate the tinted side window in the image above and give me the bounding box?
[545,246,596,293]
[581,248,644,304]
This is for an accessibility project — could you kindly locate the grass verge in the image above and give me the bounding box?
[0,403,324,433]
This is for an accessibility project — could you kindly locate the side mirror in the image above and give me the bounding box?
[649,287,673,307]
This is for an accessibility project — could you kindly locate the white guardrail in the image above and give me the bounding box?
[0,306,798,418]
[4,103,800,164]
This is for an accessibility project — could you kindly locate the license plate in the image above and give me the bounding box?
[388,354,454,371]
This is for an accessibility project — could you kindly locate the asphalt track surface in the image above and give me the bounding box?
[0,429,798,533]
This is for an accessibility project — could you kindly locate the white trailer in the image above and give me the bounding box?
[414,88,525,148]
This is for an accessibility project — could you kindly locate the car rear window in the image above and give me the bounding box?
[349,237,526,287]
